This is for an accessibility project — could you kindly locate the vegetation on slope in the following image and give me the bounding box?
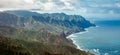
[0,35,93,55]
[0,11,95,55]
[0,36,31,55]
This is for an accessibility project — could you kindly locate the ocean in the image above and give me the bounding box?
[68,19,120,55]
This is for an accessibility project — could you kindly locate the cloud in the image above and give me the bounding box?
[109,10,115,14]
[0,0,76,11]
[35,0,76,11]
[0,0,120,19]
[0,0,36,11]
[115,3,120,7]
[78,8,88,13]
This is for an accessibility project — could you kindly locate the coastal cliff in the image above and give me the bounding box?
[0,10,95,55]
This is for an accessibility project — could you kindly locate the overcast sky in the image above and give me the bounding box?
[0,0,120,19]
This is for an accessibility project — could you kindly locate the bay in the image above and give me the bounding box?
[72,19,120,55]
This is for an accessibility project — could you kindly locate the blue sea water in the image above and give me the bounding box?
[73,19,120,55]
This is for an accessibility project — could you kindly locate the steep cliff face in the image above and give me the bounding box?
[0,12,25,28]
[0,10,95,55]
[0,10,95,46]
[5,10,95,35]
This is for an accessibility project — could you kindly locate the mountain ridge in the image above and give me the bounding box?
[4,10,95,35]
[0,10,95,55]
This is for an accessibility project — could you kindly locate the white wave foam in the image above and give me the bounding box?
[104,53,109,55]
[93,49,101,55]
[67,35,83,50]
[92,49,111,55]
[66,26,98,54]
[67,26,114,55]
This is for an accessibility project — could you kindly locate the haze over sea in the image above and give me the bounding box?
[69,19,120,55]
